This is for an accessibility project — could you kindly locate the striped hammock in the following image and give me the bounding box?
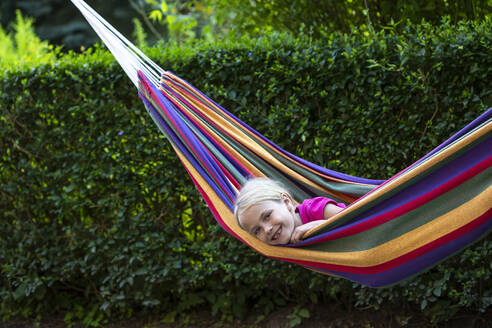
[72,0,492,287]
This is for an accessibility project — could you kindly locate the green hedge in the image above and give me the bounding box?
[1,18,491,325]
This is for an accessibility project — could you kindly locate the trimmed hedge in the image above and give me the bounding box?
[1,19,491,325]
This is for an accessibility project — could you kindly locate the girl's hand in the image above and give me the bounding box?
[290,220,327,244]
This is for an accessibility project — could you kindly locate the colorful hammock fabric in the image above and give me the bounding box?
[71,0,492,287]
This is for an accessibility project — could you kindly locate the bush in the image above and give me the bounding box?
[1,18,491,325]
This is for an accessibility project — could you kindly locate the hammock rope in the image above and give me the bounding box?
[71,0,492,287]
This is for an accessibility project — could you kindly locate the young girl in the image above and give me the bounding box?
[234,178,346,245]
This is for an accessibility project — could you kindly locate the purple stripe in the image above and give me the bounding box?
[140,75,237,202]
[299,135,491,244]
[315,215,492,287]
[165,72,384,185]
[138,91,234,211]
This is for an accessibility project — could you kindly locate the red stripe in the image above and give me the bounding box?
[278,207,492,274]
[302,156,492,245]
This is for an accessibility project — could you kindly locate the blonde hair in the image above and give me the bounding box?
[234,177,293,228]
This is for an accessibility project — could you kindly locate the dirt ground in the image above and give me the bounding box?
[2,304,492,328]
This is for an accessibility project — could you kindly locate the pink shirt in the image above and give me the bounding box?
[296,197,347,224]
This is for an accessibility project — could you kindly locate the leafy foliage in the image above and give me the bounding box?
[141,0,492,43]
[1,18,491,325]
[4,0,491,50]
[0,10,59,71]
[204,0,492,38]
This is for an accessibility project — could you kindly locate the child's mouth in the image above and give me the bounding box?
[272,226,282,241]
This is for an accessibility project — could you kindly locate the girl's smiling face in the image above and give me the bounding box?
[238,195,301,245]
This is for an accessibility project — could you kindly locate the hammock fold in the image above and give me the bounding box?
[72,0,492,287]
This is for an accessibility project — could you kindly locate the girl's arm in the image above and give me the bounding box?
[290,203,345,243]
[323,203,344,219]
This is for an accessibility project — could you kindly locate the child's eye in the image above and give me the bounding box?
[265,212,271,220]
[253,227,260,235]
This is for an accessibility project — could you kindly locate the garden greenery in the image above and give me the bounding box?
[0,10,59,71]
[140,0,492,43]
[1,18,491,325]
